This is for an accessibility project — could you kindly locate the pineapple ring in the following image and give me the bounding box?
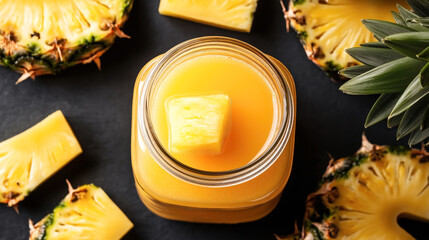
[0,0,133,83]
[284,0,407,82]
[283,136,429,240]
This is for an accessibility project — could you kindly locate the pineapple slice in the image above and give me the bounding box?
[167,94,232,155]
[29,183,133,240]
[0,0,133,83]
[159,0,258,32]
[0,111,82,207]
[285,0,408,82]
[281,136,429,240]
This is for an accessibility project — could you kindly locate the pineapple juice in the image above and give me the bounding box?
[131,37,296,223]
[152,55,276,172]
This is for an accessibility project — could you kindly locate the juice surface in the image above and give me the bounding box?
[131,49,296,222]
[152,55,276,171]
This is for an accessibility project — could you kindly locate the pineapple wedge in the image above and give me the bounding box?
[159,0,258,32]
[0,111,82,207]
[29,183,133,240]
[167,94,232,155]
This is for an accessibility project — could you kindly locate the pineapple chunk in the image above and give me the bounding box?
[159,0,258,32]
[29,183,133,240]
[167,94,232,155]
[0,111,82,206]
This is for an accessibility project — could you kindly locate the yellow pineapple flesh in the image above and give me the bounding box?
[0,110,82,206]
[167,94,232,155]
[285,0,408,81]
[282,137,429,240]
[29,183,133,240]
[159,0,258,32]
[0,0,133,82]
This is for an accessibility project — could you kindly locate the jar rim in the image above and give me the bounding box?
[138,36,295,187]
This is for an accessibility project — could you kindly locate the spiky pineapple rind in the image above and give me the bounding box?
[0,0,133,82]
[297,141,429,240]
[320,153,368,184]
[285,0,362,83]
[0,38,111,76]
[39,215,53,240]
[29,183,132,240]
[29,184,96,240]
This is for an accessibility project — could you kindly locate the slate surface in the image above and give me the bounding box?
[0,1,425,239]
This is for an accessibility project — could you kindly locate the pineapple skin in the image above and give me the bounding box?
[286,137,429,240]
[0,0,133,82]
[29,184,133,240]
[0,111,82,207]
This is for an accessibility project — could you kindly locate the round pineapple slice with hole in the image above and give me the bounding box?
[0,0,133,83]
[281,136,429,240]
[29,183,133,240]
[284,0,407,82]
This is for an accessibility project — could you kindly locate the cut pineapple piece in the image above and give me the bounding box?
[285,0,408,81]
[0,0,133,83]
[159,0,258,32]
[0,110,82,207]
[29,183,133,240]
[167,94,232,155]
[281,136,429,240]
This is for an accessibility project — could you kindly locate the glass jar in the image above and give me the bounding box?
[131,36,296,223]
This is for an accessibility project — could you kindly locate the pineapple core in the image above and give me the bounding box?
[167,94,232,155]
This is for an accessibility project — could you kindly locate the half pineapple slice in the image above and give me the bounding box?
[159,0,258,32]
[0,111,82,207]
[29,183,133,240]
[282,136,429,239]
[0,0,133,83]
[285,0,406,81]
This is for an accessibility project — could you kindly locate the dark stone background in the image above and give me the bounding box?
[0,1,425,239]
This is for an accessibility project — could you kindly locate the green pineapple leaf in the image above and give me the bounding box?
[340,58,425,95]
[388,113,404,128]
[406,21,429,31]
[419,61,429,87]
[409,127,429,145]
[383,32,429,59]
[406,0,429,17]
[397,99,428,139]
[340,0,429,145]
[366,93,401,127]
[339,65,374,78]
[390,76,429,117]
[397,4,429,31]
[398,3,420,20]
[392,11,407,25]
[346,47,403,66]
[362,19,415,39]
[360,42,388,48]
[410,17,429,27]
[417,46,429,60]
[421,107,429,129]
[374,34,384,42]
